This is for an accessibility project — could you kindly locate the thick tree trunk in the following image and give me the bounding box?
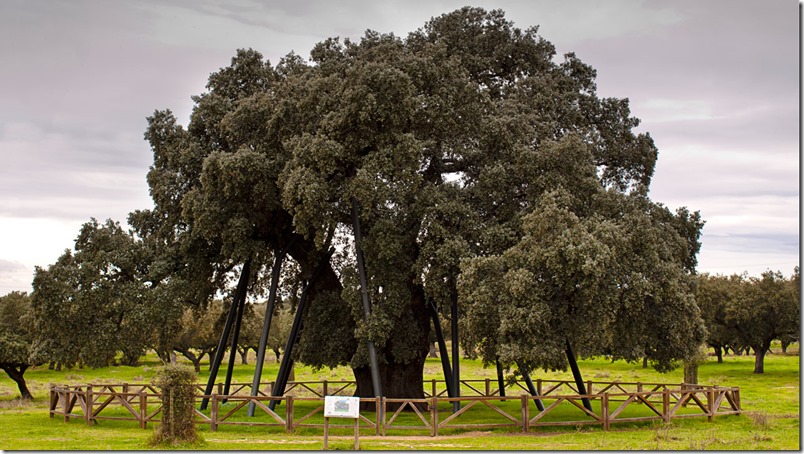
[1,364,33,399]
[353,358,426,411]
[272,348,281,363]
[753,342,770,374]
[428,343,438,358]
[683,362,698,384]
[353,283,431,411]
[714,346,723,363]
[238,347,249,365]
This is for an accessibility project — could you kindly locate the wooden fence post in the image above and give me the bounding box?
[375,397,381,436]
[485,378,490,397]
[85,386,93,426]
[734,389,742,415]
[432,379,437,398]
[587,380,593,396]
[430,397,437,437]
[521,395,529,433]
[139,391,147,429]
[662,389,670,422]
[323,379,328,396]
[707,388,714,422]
[433,396,439,437]
[210,395,218,432]
[602,393,609,431]
[637,382,642,404]
[536,379,542,396]
[285,396,294,433]
[49,388,56,419]
[62,389,69,423]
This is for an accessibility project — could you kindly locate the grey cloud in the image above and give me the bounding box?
[0,259,31,295]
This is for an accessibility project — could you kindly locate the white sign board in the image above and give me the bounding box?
[323,396,360,419]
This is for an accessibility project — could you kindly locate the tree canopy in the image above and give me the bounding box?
[31,7,707,395]
[0,291,37,399]
[126,7,708,395]
[31,218,174,368]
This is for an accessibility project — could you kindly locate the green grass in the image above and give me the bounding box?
[0,345,798,450]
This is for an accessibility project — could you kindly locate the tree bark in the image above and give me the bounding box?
[714,346,723,363]
[353,359,426,411]
[176,348,202,373]
[353,283,431,411]
[753,342,770,374]
[0,364,32,399]
[683,362,698,384]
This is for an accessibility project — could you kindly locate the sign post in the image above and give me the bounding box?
[323,396,361,450]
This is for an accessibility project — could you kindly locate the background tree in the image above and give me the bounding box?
[695,273,744,363]
[0,291,38,399]
[779,267,800,353]
[265,304,294,363]
[133,7,701,398]
[171,302,222,372]
[31,219,172,368]
[236,303,263,364]
[726,269,799,373]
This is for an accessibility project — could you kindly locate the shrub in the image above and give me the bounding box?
[149,365,199,446]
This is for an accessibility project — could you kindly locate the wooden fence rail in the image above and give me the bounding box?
[49,380,741,436]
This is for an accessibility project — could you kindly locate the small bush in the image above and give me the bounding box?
[149,365,199,446]
[748,411,772,430]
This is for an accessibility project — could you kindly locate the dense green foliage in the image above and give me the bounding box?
[30,219,176,368]
[117,6,704,395]
[459,188,706,373]
[0,291,36,399]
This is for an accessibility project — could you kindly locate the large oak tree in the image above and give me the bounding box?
[133,7,705,398]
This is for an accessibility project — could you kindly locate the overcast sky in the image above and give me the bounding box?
[0,0,799,294]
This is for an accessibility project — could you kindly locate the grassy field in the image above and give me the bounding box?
[0,345,798,450]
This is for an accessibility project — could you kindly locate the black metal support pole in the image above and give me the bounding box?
[450,294,460,412]
[518,362,545,411]
[428,300,454,397]
[268,250,333,411]
[565,337,593,412]
[267,282,308,411]
[351,199,383,399]
[222,279,248,403]
[248,243,292,416]
[495,358,506,398]
[200,259,252,410]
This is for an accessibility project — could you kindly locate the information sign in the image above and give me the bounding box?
[323,395,360,418]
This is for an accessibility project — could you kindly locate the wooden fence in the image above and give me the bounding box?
[49,379,741,436]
